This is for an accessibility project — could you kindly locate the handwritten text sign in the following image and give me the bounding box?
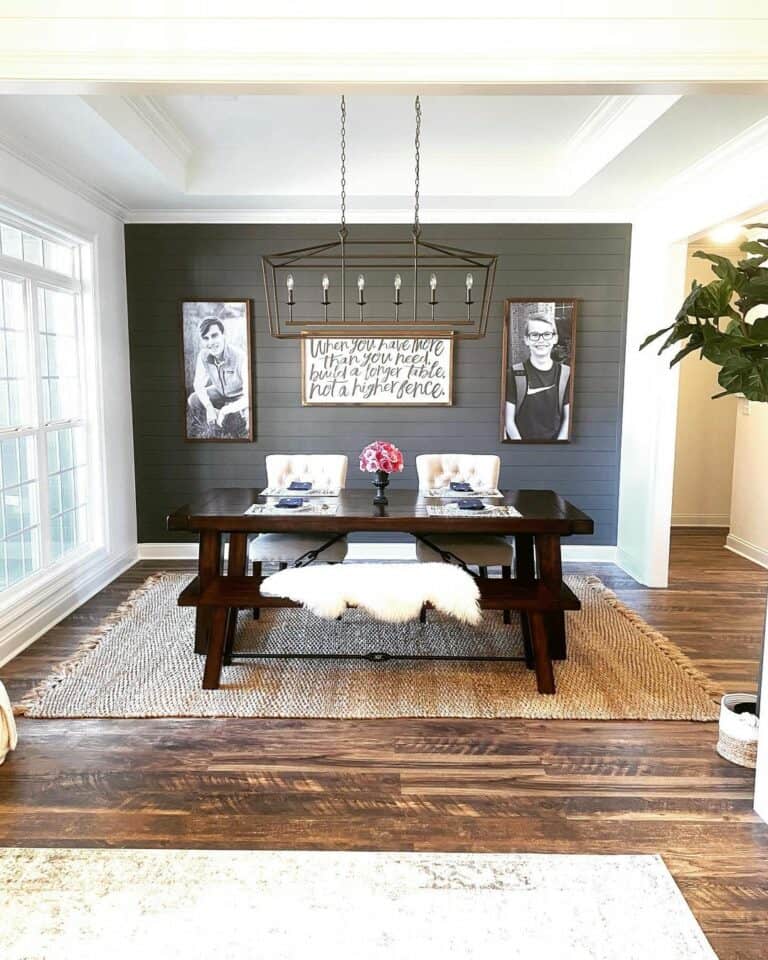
[301,335,454,406]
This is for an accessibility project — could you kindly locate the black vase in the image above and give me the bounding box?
[372,469,390,505]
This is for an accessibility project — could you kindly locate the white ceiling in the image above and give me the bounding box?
[1,92,768,220]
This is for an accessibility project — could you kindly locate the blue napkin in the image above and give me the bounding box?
[450,481,473,492]
[458,498,485,510]
[277,497,305,508]
[289,481,312,491]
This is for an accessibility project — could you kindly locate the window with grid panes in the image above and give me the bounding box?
[0,215,91,593]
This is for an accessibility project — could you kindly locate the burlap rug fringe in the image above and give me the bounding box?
[13,573,168,717]
[583,576,723,706]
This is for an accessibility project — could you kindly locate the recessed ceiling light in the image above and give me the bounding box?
[708,223,743,244]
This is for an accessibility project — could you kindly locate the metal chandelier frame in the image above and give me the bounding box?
[261,96,498,340]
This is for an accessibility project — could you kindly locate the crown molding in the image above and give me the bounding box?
[560,94,680,194]
[654,114,768,197]
[124,206,633,224]
[0,133,128,221]
[121,95,193,165]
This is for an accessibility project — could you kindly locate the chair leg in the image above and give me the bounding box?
[479,565,488,578]
[501,564,512,624]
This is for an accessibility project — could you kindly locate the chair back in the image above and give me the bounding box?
[416,454,500,491]
[266,454,348,491]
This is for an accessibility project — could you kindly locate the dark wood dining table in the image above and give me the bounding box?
[167,488,594,695]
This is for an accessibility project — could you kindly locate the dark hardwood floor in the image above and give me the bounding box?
[1,528,767,958]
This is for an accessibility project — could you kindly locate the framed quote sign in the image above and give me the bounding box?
[301,333,454,406]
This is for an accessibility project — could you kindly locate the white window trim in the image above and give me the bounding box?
[0,208,107,610]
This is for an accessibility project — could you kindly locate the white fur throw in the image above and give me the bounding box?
[0,680,17,765]
[261,563,482,625]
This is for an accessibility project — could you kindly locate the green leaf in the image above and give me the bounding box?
[700,326,747,366]
[692,250,739,285]
[717,355,768,402]
[749,315,768,341]
[640,323,675,350]
[738,240,768,258]
[683,279,734,320]
[669,340,703,367]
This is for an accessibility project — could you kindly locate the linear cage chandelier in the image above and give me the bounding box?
[262,96,498,339]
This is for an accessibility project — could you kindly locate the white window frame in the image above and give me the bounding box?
[0,208,105,610]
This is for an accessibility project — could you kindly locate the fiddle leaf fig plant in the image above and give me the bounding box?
[641,224,768,402]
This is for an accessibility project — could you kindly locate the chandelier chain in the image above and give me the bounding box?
[340,95,347,234]
[413,95,421,236]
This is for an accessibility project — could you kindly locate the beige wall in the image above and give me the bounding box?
[671,245,739,526]
[727,401,768,567]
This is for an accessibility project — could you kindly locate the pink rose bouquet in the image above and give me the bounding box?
[359,440,404,475]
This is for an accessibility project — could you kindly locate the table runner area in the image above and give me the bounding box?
[426,504,523,518]
[245,502,339,516]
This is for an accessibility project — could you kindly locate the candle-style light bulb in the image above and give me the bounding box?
[286,274,294,291]
[466,273,473,290]
[322,275,329,290]
[394,274,402,291]
[357,273,366,309]
[429,273,437,291]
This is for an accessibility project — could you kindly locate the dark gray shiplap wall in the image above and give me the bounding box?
[125,223,630,545]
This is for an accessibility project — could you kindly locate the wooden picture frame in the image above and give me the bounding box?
[300,331,454,407]
[180,299,253,442]
[500,299,578,443]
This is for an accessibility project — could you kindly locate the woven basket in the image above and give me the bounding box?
[716,694,758,769]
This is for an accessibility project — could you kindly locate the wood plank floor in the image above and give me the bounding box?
[1,529,767,958]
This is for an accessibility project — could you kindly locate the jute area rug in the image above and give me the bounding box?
[17,572,720,721]
[0,849,717,959]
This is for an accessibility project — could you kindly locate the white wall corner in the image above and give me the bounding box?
[725,535,768,571]
[616,225,688,588]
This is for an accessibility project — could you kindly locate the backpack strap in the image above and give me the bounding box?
[512,362,527,409]
[557,363,570,414]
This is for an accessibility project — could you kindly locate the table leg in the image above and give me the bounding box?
[517,533,567,661]
[203,606,229,690]
[223,533,247,666]
[529,612,556,694]
[535,533,567,670]
[194,530,223,655]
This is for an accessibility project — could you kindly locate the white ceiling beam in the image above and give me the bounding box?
[1,13,768,92]
[81,96,191,190]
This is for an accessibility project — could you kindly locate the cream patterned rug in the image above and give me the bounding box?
[16,572,720,720]
[0,849,718,959]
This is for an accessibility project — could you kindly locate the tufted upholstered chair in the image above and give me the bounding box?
[414,454,514,571]
[248,455,349,566]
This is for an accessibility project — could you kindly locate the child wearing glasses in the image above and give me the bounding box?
[504,315,570,441]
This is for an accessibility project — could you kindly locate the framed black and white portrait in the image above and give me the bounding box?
[500,299,577,443]
[180,300,253,442]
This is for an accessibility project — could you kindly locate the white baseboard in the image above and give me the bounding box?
[0,546,139,668]
[138,541,617,564]
[138,542,199,560]
[725,534,768,570]
[672,513,730,527]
